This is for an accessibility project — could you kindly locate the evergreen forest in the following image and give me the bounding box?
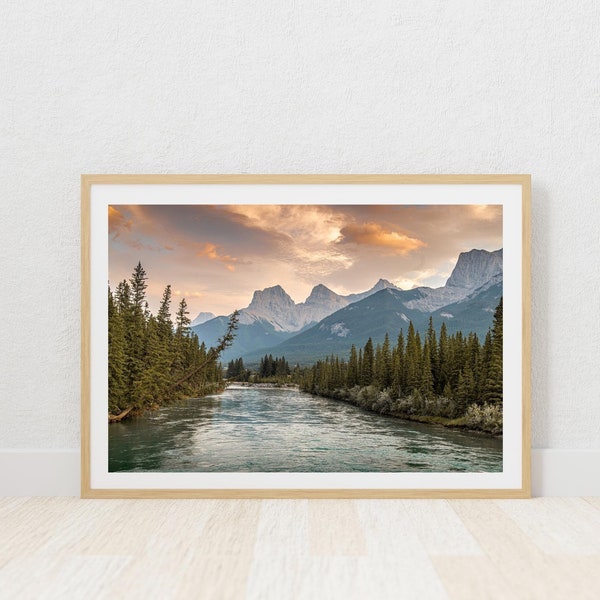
[107,262,238,421]
[298,299,503,434]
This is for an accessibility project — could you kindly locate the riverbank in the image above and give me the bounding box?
[227,381,300,390]
[302,385,502,437]
[108,382,227,423]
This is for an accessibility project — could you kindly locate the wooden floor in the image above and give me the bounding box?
[1,497,599,599]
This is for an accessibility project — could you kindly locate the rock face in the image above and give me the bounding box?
[247,285,296,313]
[238,285,300,332]
[446,248,503,290]
[404,248,503,312]
[239,283,350,332]
[298,284,349,326]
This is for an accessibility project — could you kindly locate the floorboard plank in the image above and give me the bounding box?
[496,497,600,555]
[450,500,599,600]
[1,497,599,599]
[432,556,516,600]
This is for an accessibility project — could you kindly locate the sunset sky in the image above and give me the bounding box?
[108,204,502,317]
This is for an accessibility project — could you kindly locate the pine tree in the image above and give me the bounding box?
[267,354,274,377]
[123,265,149,404]
[361,338,374,386]
[108,286,128,412]
[483,298,503,404]
[437,322,450,394]
[226,359,236,379]
[392,329,405,397]
[455,364,476,416]
[347,345,359,387]
[374,343,382,387]
[115,280,132,314]
[175,298,191,337]
[134,315,173,407]
[358,348,363,384]
[426,316,440,390]
[130,261,148,312]
[450,331,466,388]
[405,322,421,392]
[157,285,173,336]
[380,332,392,389]
[420,340,434,398]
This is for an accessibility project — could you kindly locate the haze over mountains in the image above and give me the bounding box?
[192,248,503,365]
[190,312,216,327]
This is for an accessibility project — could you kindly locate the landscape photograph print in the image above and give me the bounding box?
[107,201,504,474]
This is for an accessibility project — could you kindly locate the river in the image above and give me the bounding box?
[109,384,502,472]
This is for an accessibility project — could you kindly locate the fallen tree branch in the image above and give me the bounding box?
[108,406,133,423]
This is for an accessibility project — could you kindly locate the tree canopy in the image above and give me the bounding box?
[108,263,238,419]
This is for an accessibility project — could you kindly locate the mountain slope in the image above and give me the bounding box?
[193,279,403,360]
[240,248,503,365]
[243,280,502,366]
[241,288,429,365]
[191,315,296,361]
[431,277,503,336]
[344,278,400,303]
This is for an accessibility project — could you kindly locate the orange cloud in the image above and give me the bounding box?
[108,206,132,238]
[197,242,241,271]
[336,222,426,255]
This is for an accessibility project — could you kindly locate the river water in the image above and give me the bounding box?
[109,385,502,472]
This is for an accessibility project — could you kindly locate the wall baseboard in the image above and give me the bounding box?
[530,449,600,496]
[0,449,597,496]
[0,450,80,496]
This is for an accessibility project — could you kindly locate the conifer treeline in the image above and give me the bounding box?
[108,262,238,418]
[258,354,291,379]
[225,357,250,381]
[225,355,292,383]
[300,300,503,433]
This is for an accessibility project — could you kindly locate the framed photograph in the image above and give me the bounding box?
[81,175,530,498]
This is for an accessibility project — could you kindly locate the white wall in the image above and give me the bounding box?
[2,1,599,494]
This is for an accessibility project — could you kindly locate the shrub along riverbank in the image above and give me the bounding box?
[309,385,502,435]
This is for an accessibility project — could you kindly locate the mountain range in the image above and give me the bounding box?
[192,248,503,365]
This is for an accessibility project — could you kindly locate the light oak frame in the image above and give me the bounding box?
[81,174,531,499]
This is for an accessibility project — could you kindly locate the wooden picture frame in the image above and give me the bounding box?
[81,174,531,498]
